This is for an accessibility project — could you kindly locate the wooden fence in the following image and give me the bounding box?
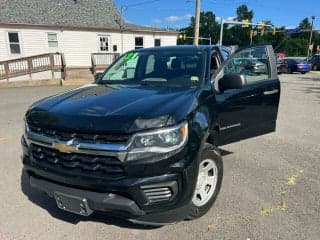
[0,53,66,81]
[91,53,120,74]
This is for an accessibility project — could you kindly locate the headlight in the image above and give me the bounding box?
[24,120,30,137]
[126,122,188,161]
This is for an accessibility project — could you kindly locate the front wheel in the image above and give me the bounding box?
[187,143,223,220]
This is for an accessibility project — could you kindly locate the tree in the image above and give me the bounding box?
[236,4,254,22]
[299,18,311,29]
[224,4,254,46]
[178,5,320,56]
[179,11,220,45]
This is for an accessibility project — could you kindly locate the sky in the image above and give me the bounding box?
[113,0,320,30]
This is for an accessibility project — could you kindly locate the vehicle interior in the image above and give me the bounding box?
[214,47,270,91]
[102,51,205,87]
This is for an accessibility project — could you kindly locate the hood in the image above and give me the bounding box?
[26,84,200,133]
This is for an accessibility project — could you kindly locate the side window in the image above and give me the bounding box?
[145,55,155,74]
[154,39,161,47]
[98,35,110,52]
[218,47,270,87]
[47,33,58,48]
[135,37,144,49]
[8,32,21,54]
[221,49,230,60]
[210,53,221,77]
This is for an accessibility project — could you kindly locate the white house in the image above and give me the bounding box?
[0,0,177,82]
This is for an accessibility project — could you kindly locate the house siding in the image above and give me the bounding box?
[0,29,7,58]
[0,26,177,67]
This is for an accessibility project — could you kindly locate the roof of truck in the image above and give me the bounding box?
[136,45,221,52]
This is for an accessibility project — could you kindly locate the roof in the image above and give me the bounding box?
[0,0,175,33]
[137,45,218,52]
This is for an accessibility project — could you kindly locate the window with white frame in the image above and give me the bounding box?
[8,32,21,54]
[98,35,110,52]
[135,37,144,49]
[48,33,58,48]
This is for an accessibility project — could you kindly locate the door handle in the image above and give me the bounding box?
[263,89,279,95]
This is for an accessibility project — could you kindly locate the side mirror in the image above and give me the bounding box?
[95,72,104,82]
[218,73,245,92]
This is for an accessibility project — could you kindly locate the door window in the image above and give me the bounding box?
[210,53,221,77]
[216,47,270,90]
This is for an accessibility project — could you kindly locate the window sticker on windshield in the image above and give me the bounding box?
[124,52,137,61]
[191,76,199,82]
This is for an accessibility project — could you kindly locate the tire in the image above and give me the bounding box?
[187,143,223,220]
[313,65,318,71]
[301,71,306,74]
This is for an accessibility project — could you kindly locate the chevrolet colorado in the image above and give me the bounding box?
[22,45,280,225]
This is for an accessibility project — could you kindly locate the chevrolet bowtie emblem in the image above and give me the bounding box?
[52,140,75,153]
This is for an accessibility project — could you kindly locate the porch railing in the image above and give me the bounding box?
[0,53,66,81]
[91,53,120,74]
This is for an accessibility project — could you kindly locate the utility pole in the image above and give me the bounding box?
[307,16,315,59]
[120,5,127,54]
[194,0,201,46]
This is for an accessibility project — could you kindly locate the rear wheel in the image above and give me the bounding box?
[301,71,306,74]
[287,68,292,74]
[313,65,318,71]
[187,144,223,220]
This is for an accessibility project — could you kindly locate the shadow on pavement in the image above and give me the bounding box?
[20,170,160,230]
[219,148,234,156]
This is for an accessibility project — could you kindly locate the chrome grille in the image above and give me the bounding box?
[28,124,130,144]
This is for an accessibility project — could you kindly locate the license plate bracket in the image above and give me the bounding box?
[54,192,93,216]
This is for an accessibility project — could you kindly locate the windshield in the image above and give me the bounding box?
[100,49,205,87]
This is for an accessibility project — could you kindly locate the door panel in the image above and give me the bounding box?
[213,45,280,146]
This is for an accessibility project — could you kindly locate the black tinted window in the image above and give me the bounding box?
[135,37,144,49]
[8,32,19,43]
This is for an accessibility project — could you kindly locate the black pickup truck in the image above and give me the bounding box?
[22,45,280,225]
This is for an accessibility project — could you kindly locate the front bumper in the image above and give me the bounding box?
[22,145,199,224]
[25,173,192,224]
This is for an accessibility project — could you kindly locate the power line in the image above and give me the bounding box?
[121,0,160,12]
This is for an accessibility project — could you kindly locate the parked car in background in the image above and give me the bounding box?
[243,59,268,74]
[277,59,288,74]
[276,53,287,60]
[309,54,320,71]
[284,58,312,74]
